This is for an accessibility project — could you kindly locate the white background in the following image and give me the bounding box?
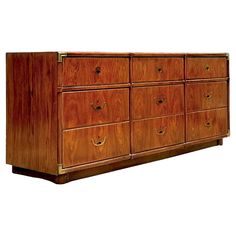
[0,0,235,235]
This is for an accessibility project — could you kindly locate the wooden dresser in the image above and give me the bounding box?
[6,52,230,184]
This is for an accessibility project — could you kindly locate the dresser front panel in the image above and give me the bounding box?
[62,88,129,129]
[62,57,129,86]
[133,115,185,153]
[132,57,184,82]
[62,122,130,168]
[186,81,228,112]
[132,84,184,120]
[186,108,228,142]
[186,57,227,79]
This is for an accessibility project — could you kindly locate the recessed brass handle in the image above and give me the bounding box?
[205,65,210,71]
[155,97,166,105]
[204,121,212,128]
[204,92,213,100]
[156,67,163,73]
[91,136,106,147]
[156,127,166,135]
[95,66,101,74]
[91,102,106,111]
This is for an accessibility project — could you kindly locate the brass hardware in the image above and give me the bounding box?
[156,127,166,135]
[91,136,107,147]
[91,101,106,111]
[204,92,213,100]
[156,67,163,73]
[204,121,212,128]
[205,64,210,71]
[58,52,67,62]
[226,53,230,60]
[95,66,101,74]
[57,164,66,175]
[155,96,166,105]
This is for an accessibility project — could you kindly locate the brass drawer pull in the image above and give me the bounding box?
[155,97,166,105]
[91,136,106,147]
[205,64,210,71]
[204,92,213,100]
[156,127,166,135]
[156,67,163,73]
[91,102,106,111]
[95,66,101,74]
[204,121,212,128]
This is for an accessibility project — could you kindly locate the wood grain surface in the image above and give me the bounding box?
[62,57,129,86]
[6,53,58,174]
[186,57,227,79]
[186,108,228,141]
[62,88,129,129]
[62,122,130,168]
[131,84,184,119]
[132,57,184,82]
[132,115,185,153]
[186,81,228,112]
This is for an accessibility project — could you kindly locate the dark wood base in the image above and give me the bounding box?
[12,139,222,184]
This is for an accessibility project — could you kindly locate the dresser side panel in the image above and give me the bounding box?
[6,53,58,174]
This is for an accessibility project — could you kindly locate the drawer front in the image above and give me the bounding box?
[132,58,184,82]
[186,81,228,112]
[62,88,129,129]
[62,122,130,168]
[186,57,227,79]
[133,115,185,153]
[62,57,129,86]
[186,108,228,142]
[132,85,184,119]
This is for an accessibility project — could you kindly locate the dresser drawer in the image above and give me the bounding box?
[186,108,228,142]
[62,122,130,168]
[133,115,185,153]
[62,88,129,129]
[186,81,228,112]
[62,57,129,86]
[186,57,227,79]
[132,84,184,119]
[132,57,184,82]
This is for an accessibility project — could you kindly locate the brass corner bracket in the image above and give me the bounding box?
[57,164,66,175]
[57,52,67,62]
[226,53,230,60]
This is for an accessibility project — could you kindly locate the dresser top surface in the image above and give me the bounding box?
[6,52,229,58]
[63,52,229,57]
